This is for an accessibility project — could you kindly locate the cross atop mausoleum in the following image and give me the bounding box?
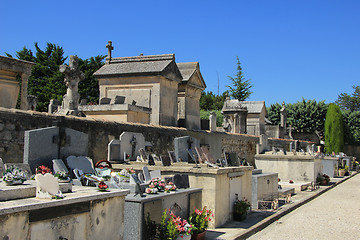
[106,41,114,62]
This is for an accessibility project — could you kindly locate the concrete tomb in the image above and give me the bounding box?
[120,132,145,161]
[222,97,248,134]
[251,169,279,209]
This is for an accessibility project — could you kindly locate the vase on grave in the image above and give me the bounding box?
[191,230,207,240]
[5,179,24,186]
[338,169,346,177]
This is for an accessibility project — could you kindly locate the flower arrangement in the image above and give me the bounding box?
[119,167,135,178]
[36,165,52,175]
[149,177,166,192]
[233,198,250,216]
[3,166,27,185]
[158,209,193,240]
[170,211,193,236]
[145,187,159,194]
[189,207,213,234]
[165,182,177,193]
[98,181,109,191]
[54,171,69,181]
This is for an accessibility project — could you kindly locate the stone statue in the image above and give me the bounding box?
[222,115,233,133]
[57,56,85,117]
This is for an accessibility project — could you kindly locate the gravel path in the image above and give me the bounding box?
[247,174,360,240]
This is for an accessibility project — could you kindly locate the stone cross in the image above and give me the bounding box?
[106,41,114,60]
[130,136,137,159]
[59,56,84,111]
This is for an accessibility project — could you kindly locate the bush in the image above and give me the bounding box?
[324,103,344,153]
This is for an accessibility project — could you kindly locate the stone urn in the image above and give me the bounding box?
[338,169,346,177]
[191,231,207,240]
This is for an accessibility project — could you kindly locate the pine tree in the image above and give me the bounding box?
[324,103,344,153]
[227,57,253,101]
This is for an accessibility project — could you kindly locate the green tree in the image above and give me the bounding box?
[226,57,252,101]
[200,91,227,110]
[200,109,223,127]
[342,110,360,145]
[336,85,360,111]
[267,99,328,133]
[78,55,106,104]
[324,103,344,153]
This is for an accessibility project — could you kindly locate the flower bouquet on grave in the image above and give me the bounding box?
[3,166,27,185]
[54,171,70,183]
[158,209,193,240]
[145,187,159,194]
[98,181,109,192]
[189,206,213,239]
[36,165,52,175]
[118,167,135,182]
[150,177,166,192]
[165,182,177,193]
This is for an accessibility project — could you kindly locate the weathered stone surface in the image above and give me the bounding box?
[0,131,12,141]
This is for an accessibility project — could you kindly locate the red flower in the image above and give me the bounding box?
[98,181,108,189]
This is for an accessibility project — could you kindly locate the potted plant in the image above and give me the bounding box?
[189,207,213,240]
[3,166,27,185]
[233,198,250,221]
[158,209,193,240]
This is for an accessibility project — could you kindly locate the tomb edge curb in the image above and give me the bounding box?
[234,172,359,240]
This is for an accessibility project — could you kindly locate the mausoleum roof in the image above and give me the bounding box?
[94,54,183,82]
[177,62,206,89]
[0,55,35,73]
[238,101,266,114]
[222,99,248,113]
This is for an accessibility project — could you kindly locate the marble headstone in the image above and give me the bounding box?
[108,139,121,162]
[35,173,60,199]
[150,169,161,179]
[120,132,145,161]
[173,174,189,189]
[143,166,151,182]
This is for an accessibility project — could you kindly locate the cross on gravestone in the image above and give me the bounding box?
[106,41,114,60]
[130,136,137,160]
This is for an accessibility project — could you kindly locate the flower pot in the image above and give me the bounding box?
[191,230,206,240]
[177,234,191,240]
[338,169,346,177]
[233,212,247,221]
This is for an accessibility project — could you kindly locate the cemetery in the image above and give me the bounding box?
[0,46,357,240]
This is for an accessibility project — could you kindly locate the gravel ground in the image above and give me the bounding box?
[247,174,360,240]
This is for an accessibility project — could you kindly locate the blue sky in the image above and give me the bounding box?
[2,0,359,106]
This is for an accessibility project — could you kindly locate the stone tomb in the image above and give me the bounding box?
[0,185,129,240]
[251,169,279,209]
[113,163,253,228]
[174,136,200,162]
[120,132,145,161]
[24,126,88,172]
[255,151,323,189]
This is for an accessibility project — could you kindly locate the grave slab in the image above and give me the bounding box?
[52,159,69,174]
[174,136,200,162]
[108,139,121,162]
[65,156,95,175]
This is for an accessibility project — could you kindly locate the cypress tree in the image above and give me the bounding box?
[226,57,253,101]
[324,103,344,153]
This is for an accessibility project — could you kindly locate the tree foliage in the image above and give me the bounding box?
[200,109,223,127]
[342,110,360,145]
[226,57,252,101]
[266,99,328,133]
[15,43,105,112]
[336,85,360,111]
[324,103,344,153]
[199,91,227,111]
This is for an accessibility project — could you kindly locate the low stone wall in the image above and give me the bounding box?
[0,107,312,167]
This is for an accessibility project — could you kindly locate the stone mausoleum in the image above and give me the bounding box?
[80,41,206,130]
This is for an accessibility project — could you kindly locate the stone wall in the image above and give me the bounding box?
[0,107,312,166]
